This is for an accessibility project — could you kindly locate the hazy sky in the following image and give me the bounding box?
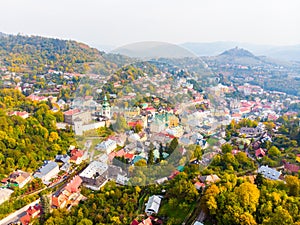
[1,0,300,48]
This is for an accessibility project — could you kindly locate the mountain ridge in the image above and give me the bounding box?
[181,41,300,62]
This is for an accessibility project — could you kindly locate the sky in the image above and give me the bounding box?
[1,0,300,49]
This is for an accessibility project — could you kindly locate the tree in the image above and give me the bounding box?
[239,212,257,225]
[234,182,260,213]
[134,159,147,167]
[77,218,93,225]
[221,143,233,154]
[114,114,129,132]
[40,194,51,222]
[254,173,264,189]
[262,206,293,225]
[48,131,59,143]
[148,149,155,165]
[268,146,281,158]
[193,145,203,160]
[167,138,178,154]
[285,175,300,197]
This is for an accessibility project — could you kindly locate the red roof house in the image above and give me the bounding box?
[19,204,42,225]
[64,176,82,193]
[255,148,266,158]
[283,160,300,173]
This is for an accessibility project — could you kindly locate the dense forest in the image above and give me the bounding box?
[0,34,129,75]
[0,89,74,176]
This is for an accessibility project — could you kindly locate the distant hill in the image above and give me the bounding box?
[220,47,256,58]
[203,47,297,67]
[181,42,300,62]
[0,34,131,75]
[112,41,196,59]
[205,47,264,66]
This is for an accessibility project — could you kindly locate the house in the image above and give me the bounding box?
[155,177,168,185]
[34,161,59,183]
[57,99,67,109]
[194,181,205,190]
[128,133,141,143]
[20,204,42,225]
[95,139,117,154]
[64,109,91,125]
[8,111,29,119]
[240,127,261,137]
[145,195,162,216]
[27,94,48,102]
[109,134,126,147]
[79,161,108,190]
[166,126,184,138]
[258,165,281,180]
[0,188,14,205]
[7,170,32,188]
[52,176,83,209]
[55,154,70,164]
[255,148,266,159]
[150,120,165,133]
[199,174,220,184]
[282,160,300,173]
[70,149,88,165]
[193,222,204,225]
[116,174,129,185]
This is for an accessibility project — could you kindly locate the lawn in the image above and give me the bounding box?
[206,137,219,146]
[158,199,196,225]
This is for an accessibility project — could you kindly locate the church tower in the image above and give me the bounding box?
[102,95,111,119]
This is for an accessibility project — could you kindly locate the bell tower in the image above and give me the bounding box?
[102,95,111,119]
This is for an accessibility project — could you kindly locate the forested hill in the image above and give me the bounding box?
[0,34,131,75]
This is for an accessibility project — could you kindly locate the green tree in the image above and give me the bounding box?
[234,182,260,213]
[148,149,155,165]
[285,175,300,197]
[193,145,203,160]
[221,143,233,154]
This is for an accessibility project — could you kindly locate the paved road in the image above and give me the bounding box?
[0,199,40,225]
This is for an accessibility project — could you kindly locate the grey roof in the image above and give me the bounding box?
[55,154,70,163]
[258,165,281,180]
[145,195,162,215]
[34,161,58,178]
[60,162,71,172]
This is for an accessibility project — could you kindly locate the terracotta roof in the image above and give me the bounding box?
[124,153,135,160]
[26,204,42,217]
[64,109,80,116]
[232,113,242,118]
[64,176,82,193]
[20,214,31,225]
[169,170,180,179]
[115,149,126,157]
[255,148,266,157]
[70,149,84,161]
[283,161,300,173]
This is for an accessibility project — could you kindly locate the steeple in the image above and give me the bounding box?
[102,95,111,119]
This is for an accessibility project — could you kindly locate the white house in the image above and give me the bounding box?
[145,195,162,216]
[258,165,281,180]
[34,161,59,183]
[95,139,117,154]
[8,170,32,189]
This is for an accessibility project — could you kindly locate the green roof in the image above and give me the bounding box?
[177,165,184,172]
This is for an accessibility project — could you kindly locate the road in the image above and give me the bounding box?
[0,199,40,225]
